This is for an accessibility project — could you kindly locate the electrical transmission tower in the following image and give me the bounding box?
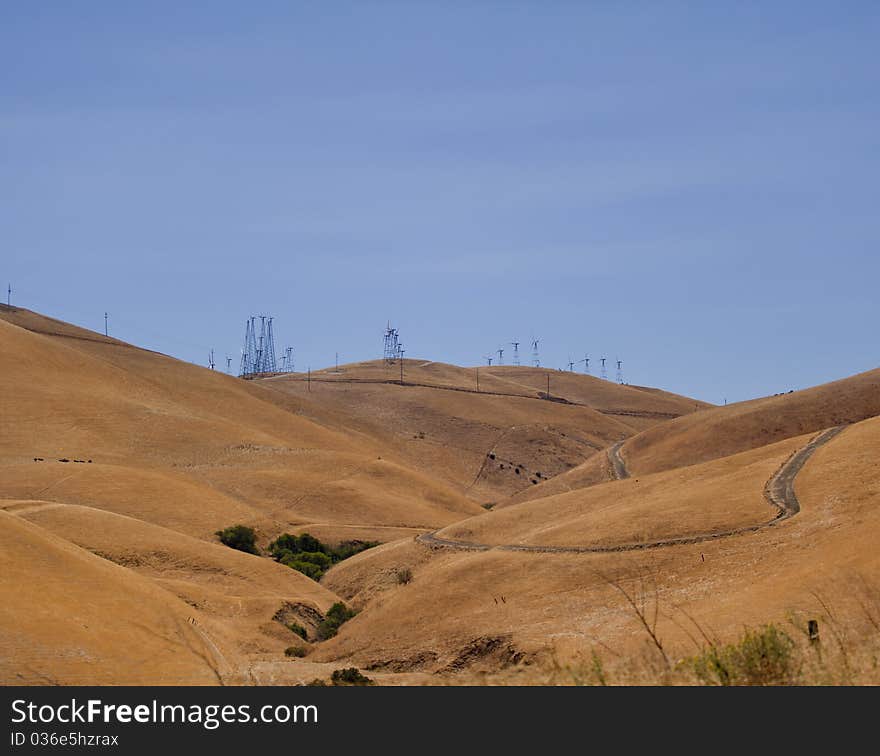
[265,318,278,372]
[485,355,493,366]
[580,354,590,374]
[616,359,625,385]
[600,357,608,380]
[280,346,294,372]
[239,315,278,376]
[531,338,540,367]
[383,322,402,364]
[510,341,520,366]
[497,347,504,365]
[567,359,575,372]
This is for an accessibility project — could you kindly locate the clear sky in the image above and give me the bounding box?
[2,2,878,403]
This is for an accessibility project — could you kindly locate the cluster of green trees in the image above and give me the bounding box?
[268,533,378,580]
[214,524,259,554]
[214,526,377,582]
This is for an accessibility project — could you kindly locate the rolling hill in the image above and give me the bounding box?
[2,304,878,684]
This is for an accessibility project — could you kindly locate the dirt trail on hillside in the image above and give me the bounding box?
[417,426,847,554]
[607,441,630,481]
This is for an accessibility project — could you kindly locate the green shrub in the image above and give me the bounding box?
[284,646,307,658]
[689,624,799,686]
[282,559,324,581]
[316,601,357,640]
[269,533,325,558]
[215,525,259,555]
[331,667,374,686]
[286,622,308,640]
[296,551,333,569]
[268,532,378,581]
[332,540,380,561]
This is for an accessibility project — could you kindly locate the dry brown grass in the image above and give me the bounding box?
[1,306,878,686]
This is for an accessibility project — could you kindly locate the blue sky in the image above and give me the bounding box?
[2,2,878,403]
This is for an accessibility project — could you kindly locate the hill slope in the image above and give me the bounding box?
[318,416,880,677]
[259,360,708,503]
[509,368,880,505]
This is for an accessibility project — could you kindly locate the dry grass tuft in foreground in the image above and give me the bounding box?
[543,574,880,686]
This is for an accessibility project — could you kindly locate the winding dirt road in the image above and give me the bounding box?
[607,441,630,480]
[417,425,847,555]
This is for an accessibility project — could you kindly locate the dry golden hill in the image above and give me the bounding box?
[0,306,706,684]
[0,510,223,685]
[6,304,876,685]
[436,434,808,549]
[0,306,480,683]
[480,365,708,428]
[619,368,880,476]
[316,416,880,679]
[259,360,707,504]
[0,307,480,542]
[509,367,880,505]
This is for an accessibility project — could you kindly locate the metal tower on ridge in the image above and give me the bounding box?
[531,338,540,367]
[239,315,279,376]
[600,357,608,381]
[383,322,402,364]
[496,347,504,366]
[580,354,591,375]
[616,359,624,385]
[510,341,520,366]
[262,317,277,373]
[281,346,294,372]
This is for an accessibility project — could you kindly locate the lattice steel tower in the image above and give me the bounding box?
[383,322,402,363]
[239,315,278,376]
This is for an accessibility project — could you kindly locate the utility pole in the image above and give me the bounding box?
[307,367,311,392]
[399,349,405,384]
[104,312,108,336]
[335,352,338,372]
[476,366,480,392]
[6,284,11,307]
[209,349,215,370]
